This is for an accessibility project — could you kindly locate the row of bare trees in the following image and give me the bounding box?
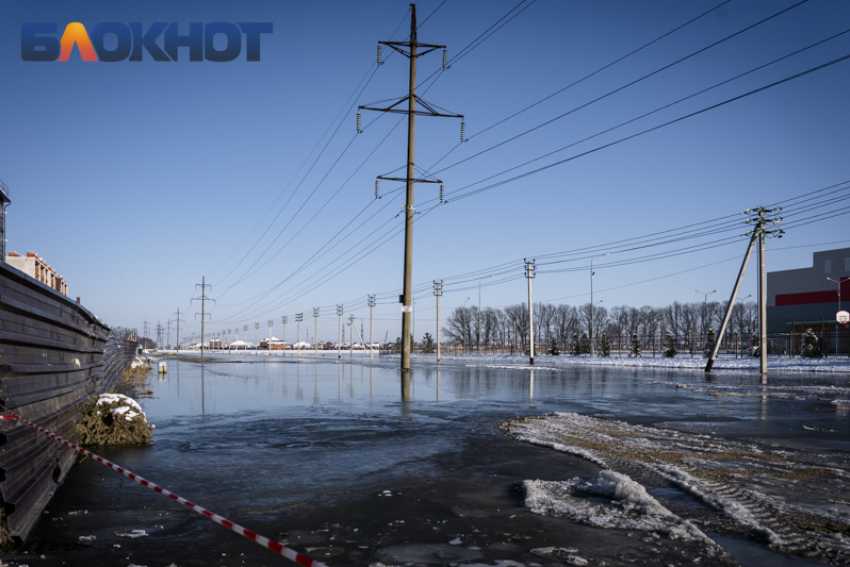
[442,300,760,353]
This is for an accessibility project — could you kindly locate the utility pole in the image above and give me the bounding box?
[337,304,343,360]
[166,320,171,350]
[589,253,609,356]
[156,321,163,349]
[143,320,149,350]
[281,316,287,355]
[296,313,303,355]
[433,281,442,362]
[254,322,259,350]
[525,260,536,366]
[268,319,273,343]
[314,308,320,359]
[192,276,214,357]
[368,296,376,361]
[706,206,783,374]
[360,4,463,375]
[243,325,248,351]
[174,308,185,352]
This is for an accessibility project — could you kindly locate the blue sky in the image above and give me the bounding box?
[2,0,849,345]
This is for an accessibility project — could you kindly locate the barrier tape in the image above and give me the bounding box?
[1,414,327,567]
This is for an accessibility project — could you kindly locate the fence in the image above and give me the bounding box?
[0,261,137,546]
[444,327,850,359]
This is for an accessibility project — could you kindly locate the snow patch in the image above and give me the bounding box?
[524,471,710,543]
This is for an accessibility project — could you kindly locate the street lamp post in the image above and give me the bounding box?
[827,276,848,356]
[478,275,494,355]
[827,277,847,312]
[696,289,717,349]
[463,297,471,354]
[590,253,609,356]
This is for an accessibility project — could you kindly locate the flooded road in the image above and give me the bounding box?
[3,354,849,567]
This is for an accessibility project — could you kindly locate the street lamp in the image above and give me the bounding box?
[478,275,494,355]
[827,277,848,312]
[696,289,717,347]
[590,253,609,356]
[463,297,471,353]
[827,277,848,355]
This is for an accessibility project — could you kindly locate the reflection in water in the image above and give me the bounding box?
[760,387,768,421]
[401,372,411,403]
[297,363,302,401]
[139,357,846,434]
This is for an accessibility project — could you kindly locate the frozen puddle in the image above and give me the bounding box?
[508,413,850,565]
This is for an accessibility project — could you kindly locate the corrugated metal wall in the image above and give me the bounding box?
[0,261,137,544]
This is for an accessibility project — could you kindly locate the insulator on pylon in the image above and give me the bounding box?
[460,121,465,141]
[442,49,447,69]
[440,183,444,202]
[375,179,380,199]
[357,112,361,133]
[377,45,382,65]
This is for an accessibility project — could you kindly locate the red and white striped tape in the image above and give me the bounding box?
[1,414,327,567]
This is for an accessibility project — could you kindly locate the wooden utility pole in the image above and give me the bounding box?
[360,3,463,374]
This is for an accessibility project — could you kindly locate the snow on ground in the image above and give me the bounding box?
[412,352,850,373]
[524,470,716,546]
[96,393,146,422]
[508,412,850,564]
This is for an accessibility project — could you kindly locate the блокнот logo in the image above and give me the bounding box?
[22,22,273,62]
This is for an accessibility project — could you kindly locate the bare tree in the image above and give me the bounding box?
[640,306,660,353]
[679,303,699,354]
[625,306,643,338]
[481,307,502,351]
[578,303,608,350]
[504,304,529,350]
[443,306,474,349]
[534,303,556,349]
[553,304,578,350]
[665,301,683,339]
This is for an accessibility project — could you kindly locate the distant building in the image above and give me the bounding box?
[767,247,850,332]
[6,251,68,296]
[0,178,9,261]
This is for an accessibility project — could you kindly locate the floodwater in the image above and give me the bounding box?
[3,353,849,567]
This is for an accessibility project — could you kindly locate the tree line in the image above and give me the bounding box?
[442,300,760,353]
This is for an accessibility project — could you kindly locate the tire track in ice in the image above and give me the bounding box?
[505,413,850,565]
